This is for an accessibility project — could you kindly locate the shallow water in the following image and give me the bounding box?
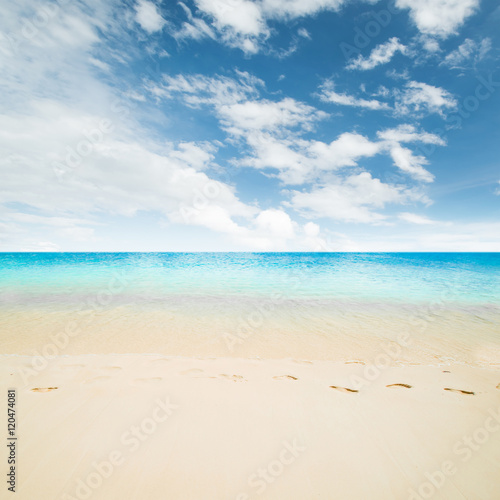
[0,253,499,364]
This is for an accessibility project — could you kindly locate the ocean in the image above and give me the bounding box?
[1,253,499,364]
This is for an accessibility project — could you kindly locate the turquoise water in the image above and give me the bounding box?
[0,253,499,362]
[0,252,499,306]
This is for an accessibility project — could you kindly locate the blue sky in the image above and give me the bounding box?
[1,0,499,251]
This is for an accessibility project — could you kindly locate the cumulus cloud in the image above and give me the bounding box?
[187,0,347,53]
[394,81,457,117]
[241,131,382,184]
[289,172,421,224]
[150,71,446,199]
[218,98,328,135]
[254,208,295,239]
[347,37,407,71]
[134,0,166,33]
[395,0,479,38]
[192,0,268,53]
[0,3,301,251]
[242,125,444,185]
[317,81,389,110]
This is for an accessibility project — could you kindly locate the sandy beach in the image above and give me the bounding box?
[2,353,500,499]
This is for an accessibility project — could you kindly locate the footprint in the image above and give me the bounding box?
[31,387,58,393]
[133,377,163,386]
[273,375,298,381]
[81,376,111,385]
[329,385,358,393]
[219,374,247,382]
[444,388,475,395]
[443,371,451,373]
[386,383,412,389]
[345,360,365,365]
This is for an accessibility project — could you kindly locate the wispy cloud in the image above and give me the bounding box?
[347,37,407,71]
[289,172,426,224]
[441,37,492,68]
[317,81,389,110]
[398,212,437,225]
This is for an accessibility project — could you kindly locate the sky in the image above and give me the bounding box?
[0,0,499,252]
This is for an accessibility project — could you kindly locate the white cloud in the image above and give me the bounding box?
[395,81,457,117]
[254,209,295,239]
[196,0,265,36]
[289,172,419,224]
[218,98,328,135]
[242,124,444,185]
[398,212,437,225]
[150,72,447,188]
[242,131,382,184]
[420,36,441,53]
[149,72,263,107]
[189,0,348,53]
[442,38,492,68]
[261,0,345,18]
[304,221,320,237]
[347,37,407,70]
[317,81,389,110]
[297,27,311,39]
[154,72,327,138]
[376,124,445,145]
[495,181,500,196]
[395,0,479,38]
[193,0,268,53]
[175,17,216,41]
[377,125,445,183]
[134,0,166,33]
[0,102,255,222]
[388,145,434,183]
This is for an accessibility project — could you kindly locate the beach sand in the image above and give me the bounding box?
[2,354,500,499]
